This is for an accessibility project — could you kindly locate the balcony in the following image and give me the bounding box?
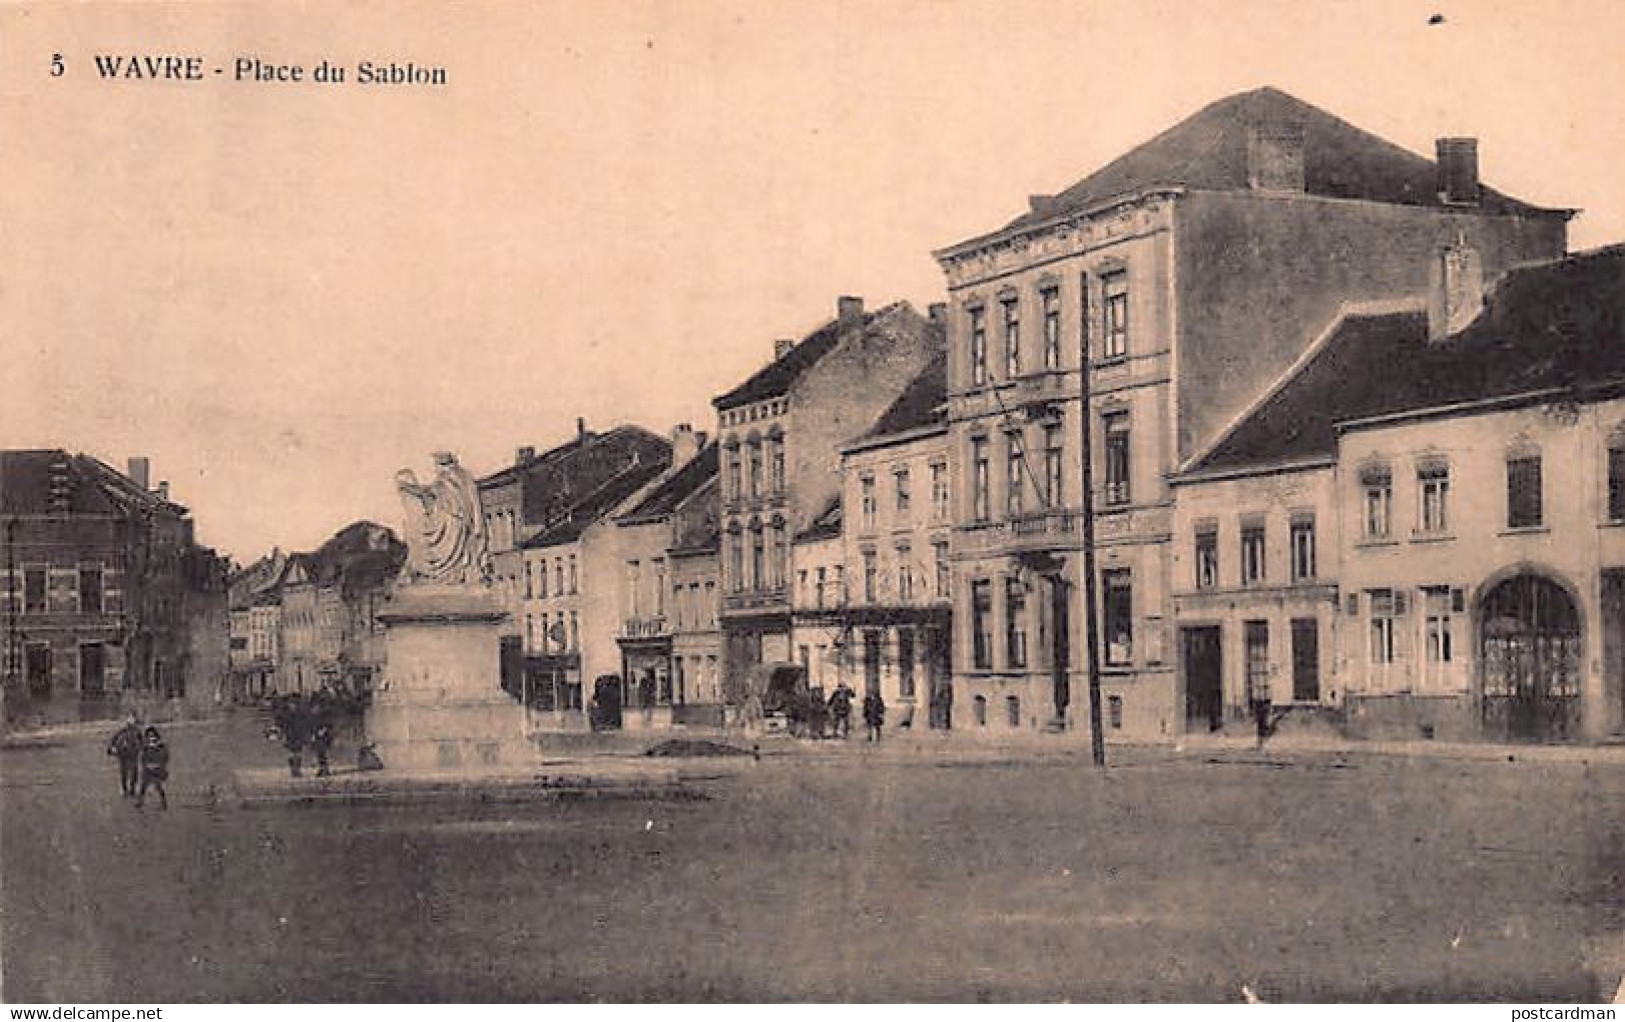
[1011,369,1072,414]
[619,615,669,640]
[722,587,790,615]
[958,509,1078,556]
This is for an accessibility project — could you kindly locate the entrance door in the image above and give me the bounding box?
[1291,618,1320,702]
[80,643,106,696]
[1183,626,1223,732]
[863,630,882,697]
[25,644,51,694]
[1480,574,1582,741]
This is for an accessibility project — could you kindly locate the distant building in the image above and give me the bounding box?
[1,452,222,725]
[515,441,673,729]
[712,296,945,706]
[792,354,954,729]
[613,428,721,728]
[934,86,1570,740]
[228,548,286,701]
[266,522,404,697]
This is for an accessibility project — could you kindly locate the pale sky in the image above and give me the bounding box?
[4,0,1623,562]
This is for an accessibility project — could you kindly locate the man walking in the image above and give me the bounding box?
[135,726,169,810]
[828,681,854,739]
[862,689,886,743]
[106,714,142,797]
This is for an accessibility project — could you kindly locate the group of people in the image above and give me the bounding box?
[267,692,340,778]
[105,716,170,810]
[785,681,890,742]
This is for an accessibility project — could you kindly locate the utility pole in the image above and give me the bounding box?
[1078,286,1106,768]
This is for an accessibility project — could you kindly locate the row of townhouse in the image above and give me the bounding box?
[1,452,229,726]
[226,521,405,702]
[459,86,1621,746]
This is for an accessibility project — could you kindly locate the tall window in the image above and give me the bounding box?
[1041,286,1061,370]
[748,442,763,500]
[1195,524,1219,589]
[729,532,743,593]
[524,562,534,599]
[1424,586,1454,668]
[972,439,990,522]
[750,526,765,591]
[1102,271,1129,360]
[1363,467,1392,540]
[1610,445,1625,522]
[1103,411,1131,505]
[537,557,548,597]
[1005,577,1028,669]
[23,567,45,614]
[814,566,827,609]
[1418,463,1450,534]
[897,628,916,700]
[1043,424,1064,509]
[971,580,993,670]
[1006,433,1026,517]
[930,462,949,520]
[934,540,950,598]
[770,438,785,494]
[969,306,987,387]
[727,446,742,502]
[1002,297,1021,379]
[568,555,578,594]
[862,549,877,603]
[860,475,876,531]
[554,558,565,595]
[896,543,913,601]
[1507,455,1543,529]
[1103,569,1133,667]
[769,523,785,590]
[894,467,911,516]
[1290,515,1316,582]
[1369,589,1401,664]
[78,564,103,614]
[1240,521,1266,585]
[1244,621,1269,703]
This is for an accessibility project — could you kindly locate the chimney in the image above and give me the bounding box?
[576,417,587,441]
[1436,137,1480,205]
[127,456,151,490]
[670,422,700,465]
[515,446,535,465]
[1428,239,1486,341]
[774,338,795,360]
[837,295,864,324]
[157,480,170,502]
[1247,123,1306,193]
[928,302,947,327]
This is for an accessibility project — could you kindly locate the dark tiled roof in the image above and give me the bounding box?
[795,495,842,544]
[714,302,919,411]
[850,352,947,446]
[1190,245,1625,475]
[991,87,1562,240]
[618,443,719,523]
[522,456,673,549]
[0,450,182,516]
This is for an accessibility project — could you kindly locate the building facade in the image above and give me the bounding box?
[713,296,945,706]
[933,86,1569,740]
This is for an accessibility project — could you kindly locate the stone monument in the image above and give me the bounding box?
[365,452,531,770]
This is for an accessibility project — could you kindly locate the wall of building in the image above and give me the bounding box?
[1176,192,1567,461]
[1337,396,1625,741]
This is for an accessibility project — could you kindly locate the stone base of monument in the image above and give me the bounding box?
[365,584,535,772]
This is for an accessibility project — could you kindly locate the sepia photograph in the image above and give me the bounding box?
[2,0,1624,1006]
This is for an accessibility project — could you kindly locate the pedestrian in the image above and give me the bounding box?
[282,699,308,778]
[311,709,335,778]
[1252,691,1274,751]
[863,689,886,743]
[828,681,854,739]
[135,726,169,810]
[106,713,143,798]
[806,686,828,740]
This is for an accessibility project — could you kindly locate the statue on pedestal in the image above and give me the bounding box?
[394,452,492,587]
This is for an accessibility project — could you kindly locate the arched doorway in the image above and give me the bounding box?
[1478,573,1582,741]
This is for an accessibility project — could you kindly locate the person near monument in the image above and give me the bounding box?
[863,690,886,742]
[828,681,854,739]
[135,726,169,810]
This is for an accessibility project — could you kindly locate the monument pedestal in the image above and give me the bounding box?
[365,584,533,771]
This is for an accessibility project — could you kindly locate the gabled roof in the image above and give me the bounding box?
[0,450,186,516]
[618,443,719,525]
[522,456,673,549]
[963,87,1565,248]
[847,351,947,449]
[714,302,923,411]
[1185,245,1625,476]
[795,495,842,544]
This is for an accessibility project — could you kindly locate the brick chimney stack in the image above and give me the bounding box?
[774,338,795,360]
[515,446,535,465]
[837,295,864,324]
[928,302,947,327]
[1436,138,1480,206]
[670,423,701,465]
[127,456,151,490]
[577,417,588,441]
